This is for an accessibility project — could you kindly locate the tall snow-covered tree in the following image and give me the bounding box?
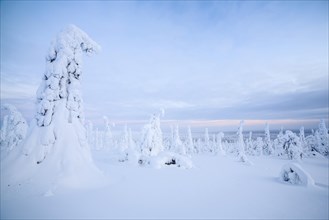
[0,104,28,154]
[172,125,186,155]
[35,25,99,127]
[237,121,245,154]
[185,126,194,155]
[211,134,216,153]
[315,119,329,156]
[204,128,210,153]
[283,130,303,160]
[274,129,302,160]
[103,116,114,149]
[2,25,104,189]
[167,125,174,151]
[236,120,250,163]
[216,132,225,155]
[274,127,285,156]
[119,125,129,152]
[119,125,138,162]
[128,128,136,150]
[263,123,273,155]
[195,138,202,154]
[125,128,139,162]
[140,113,164,157]
[299,126,308,154]
[245,131,254,155]
[254,137,264,156]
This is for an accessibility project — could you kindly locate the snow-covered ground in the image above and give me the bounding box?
[1,150,328,219]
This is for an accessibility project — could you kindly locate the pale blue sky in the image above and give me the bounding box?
[1,1,328,130]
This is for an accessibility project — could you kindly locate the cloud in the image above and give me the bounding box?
[1,1,328,131]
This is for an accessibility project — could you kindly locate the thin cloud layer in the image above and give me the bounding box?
[1,1,328,129]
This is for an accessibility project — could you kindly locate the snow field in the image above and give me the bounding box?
[2,153,327,219]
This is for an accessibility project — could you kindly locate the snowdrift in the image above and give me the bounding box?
[1,99,107,191]
[280,162,315,186]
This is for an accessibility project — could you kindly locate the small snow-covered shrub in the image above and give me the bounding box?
[237,152,253,165]
[0,104,28,153]
[153,152,193,169]
[280,163,315,186]
[138,152,193,169]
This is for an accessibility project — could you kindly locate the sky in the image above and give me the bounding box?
[0,1,328,131]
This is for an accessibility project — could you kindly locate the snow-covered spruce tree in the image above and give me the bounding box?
[283,130,303,160]
[119,125,129,153]
[103,116,114,150]
[139,114,192,168]
[245,131,254,156]
[274,127,285,157]
[172,125,186,155]
[204,128,210,153]
[211,134,217,153]
[0,104,28,154]
[128,128,136,150]
[195,138,202,154]
[185,126,194,155]
[216,132,225,155]
[254,137,264,156]
[2,25,104,189]
[140,113,164,157]
[236,121,251,164]
[237,121,245,155]
[119,125,138,162]
[168,125,174,151]
[125,128,139,163]
[305,134,317,156]
[314,119,329,157]
[299,126,308,155]
[263,123,274,155]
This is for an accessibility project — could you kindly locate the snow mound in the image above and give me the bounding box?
[280,162,315,186]
[138,152,193,169]
[238,153,253,166]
